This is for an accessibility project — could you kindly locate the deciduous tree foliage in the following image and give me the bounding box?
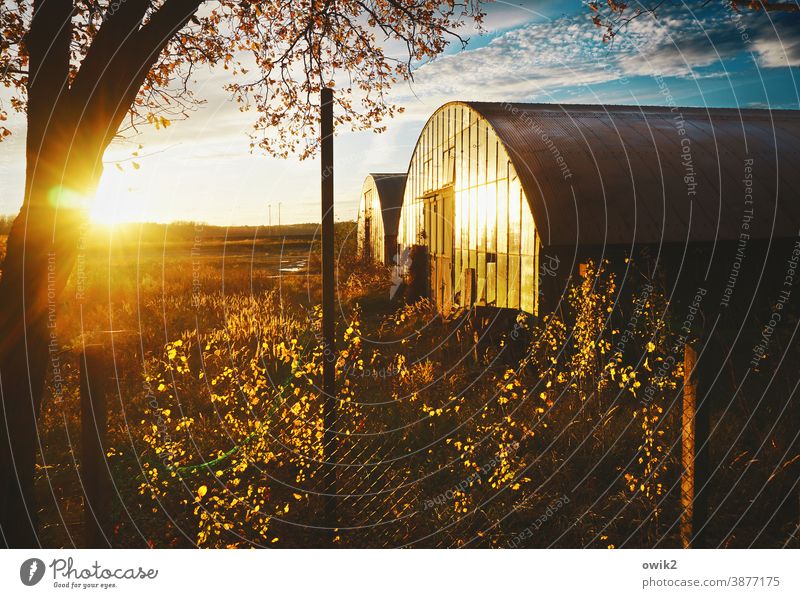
[0,0,483,547]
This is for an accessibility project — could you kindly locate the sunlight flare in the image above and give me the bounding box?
[89,179,138,226]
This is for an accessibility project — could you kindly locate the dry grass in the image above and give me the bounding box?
[4,221,795,548]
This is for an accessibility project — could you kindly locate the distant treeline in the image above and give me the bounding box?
[0,217,353,241]
[126,221,330,243]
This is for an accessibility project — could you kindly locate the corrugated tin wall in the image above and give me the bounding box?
[470,102,800,247]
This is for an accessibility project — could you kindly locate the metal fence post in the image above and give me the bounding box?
[320,86,337,544]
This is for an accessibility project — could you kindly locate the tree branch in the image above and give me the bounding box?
[69,0,152,108]
[23,0,73,156]
[70,0,204,153]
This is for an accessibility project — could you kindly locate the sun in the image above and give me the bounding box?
[89,202,123,226]
[89,183,138,226]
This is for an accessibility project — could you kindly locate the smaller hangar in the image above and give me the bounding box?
[357,173,407,265]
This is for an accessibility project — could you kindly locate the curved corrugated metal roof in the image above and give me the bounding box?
[464,102,800,247]
[368,173,406,236]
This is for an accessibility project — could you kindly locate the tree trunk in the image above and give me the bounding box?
[0,0,202,547]
[0,158,97,548]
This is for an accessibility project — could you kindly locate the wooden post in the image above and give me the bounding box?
[80,344,110,548]
[694,340,711,549]
[320,87,337,543]
[681,341,709,548]
[680,342,697,548]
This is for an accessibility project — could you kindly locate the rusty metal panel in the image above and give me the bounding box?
[467,101,800,246]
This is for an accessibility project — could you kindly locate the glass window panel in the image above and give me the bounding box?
[482,185,489,253]
[455,110,464,192]
[434,113,441,190]
[419,201,423,245]
[402,201,407,247]
[431,200,437,254]
[477,253,486,303]
[497,177,508,255]
[487,132,497,183]
[508,255,521,309]
[487,181,497,253]
[449,106,456,145]
[497,254,508,309]
[424,157,433,192]
[439,197,445,255]
[477,185,486,254]
[455,108,468,189]
[497,148,508,181]
[521,192,535,257]
[445,192,453,257]
[439,113,445,187]
[469,115,478,188]
[436,199,441,255]
[439,200,445,255]
[477,121,486,184]
[508,170,521,255]
[487,261,497,305]
[454,251,462,293]
[417,198,424,245]
[521,255,534,314]
[468,186,477,251]
[442,146,454,186]
[453,188,461,250]
[404,217,409,248]
[410,196,416,247]
[424,199,430,247]
[430,199,436,254]
[422,198,426,244]
[412,161,417,198]
[461,189,469,250]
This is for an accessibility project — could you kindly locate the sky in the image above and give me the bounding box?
[1,0,799,226]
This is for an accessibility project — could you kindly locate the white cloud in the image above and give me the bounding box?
[402,6,800,107]
[753,37,800,68]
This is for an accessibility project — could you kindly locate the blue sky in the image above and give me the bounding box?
[1,0,798,225]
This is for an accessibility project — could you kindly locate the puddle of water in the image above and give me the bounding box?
[279,259,307,273]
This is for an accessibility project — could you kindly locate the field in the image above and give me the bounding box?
[1,220,798,548]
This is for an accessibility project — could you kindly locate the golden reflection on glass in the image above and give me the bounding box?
[398,103,540,314]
